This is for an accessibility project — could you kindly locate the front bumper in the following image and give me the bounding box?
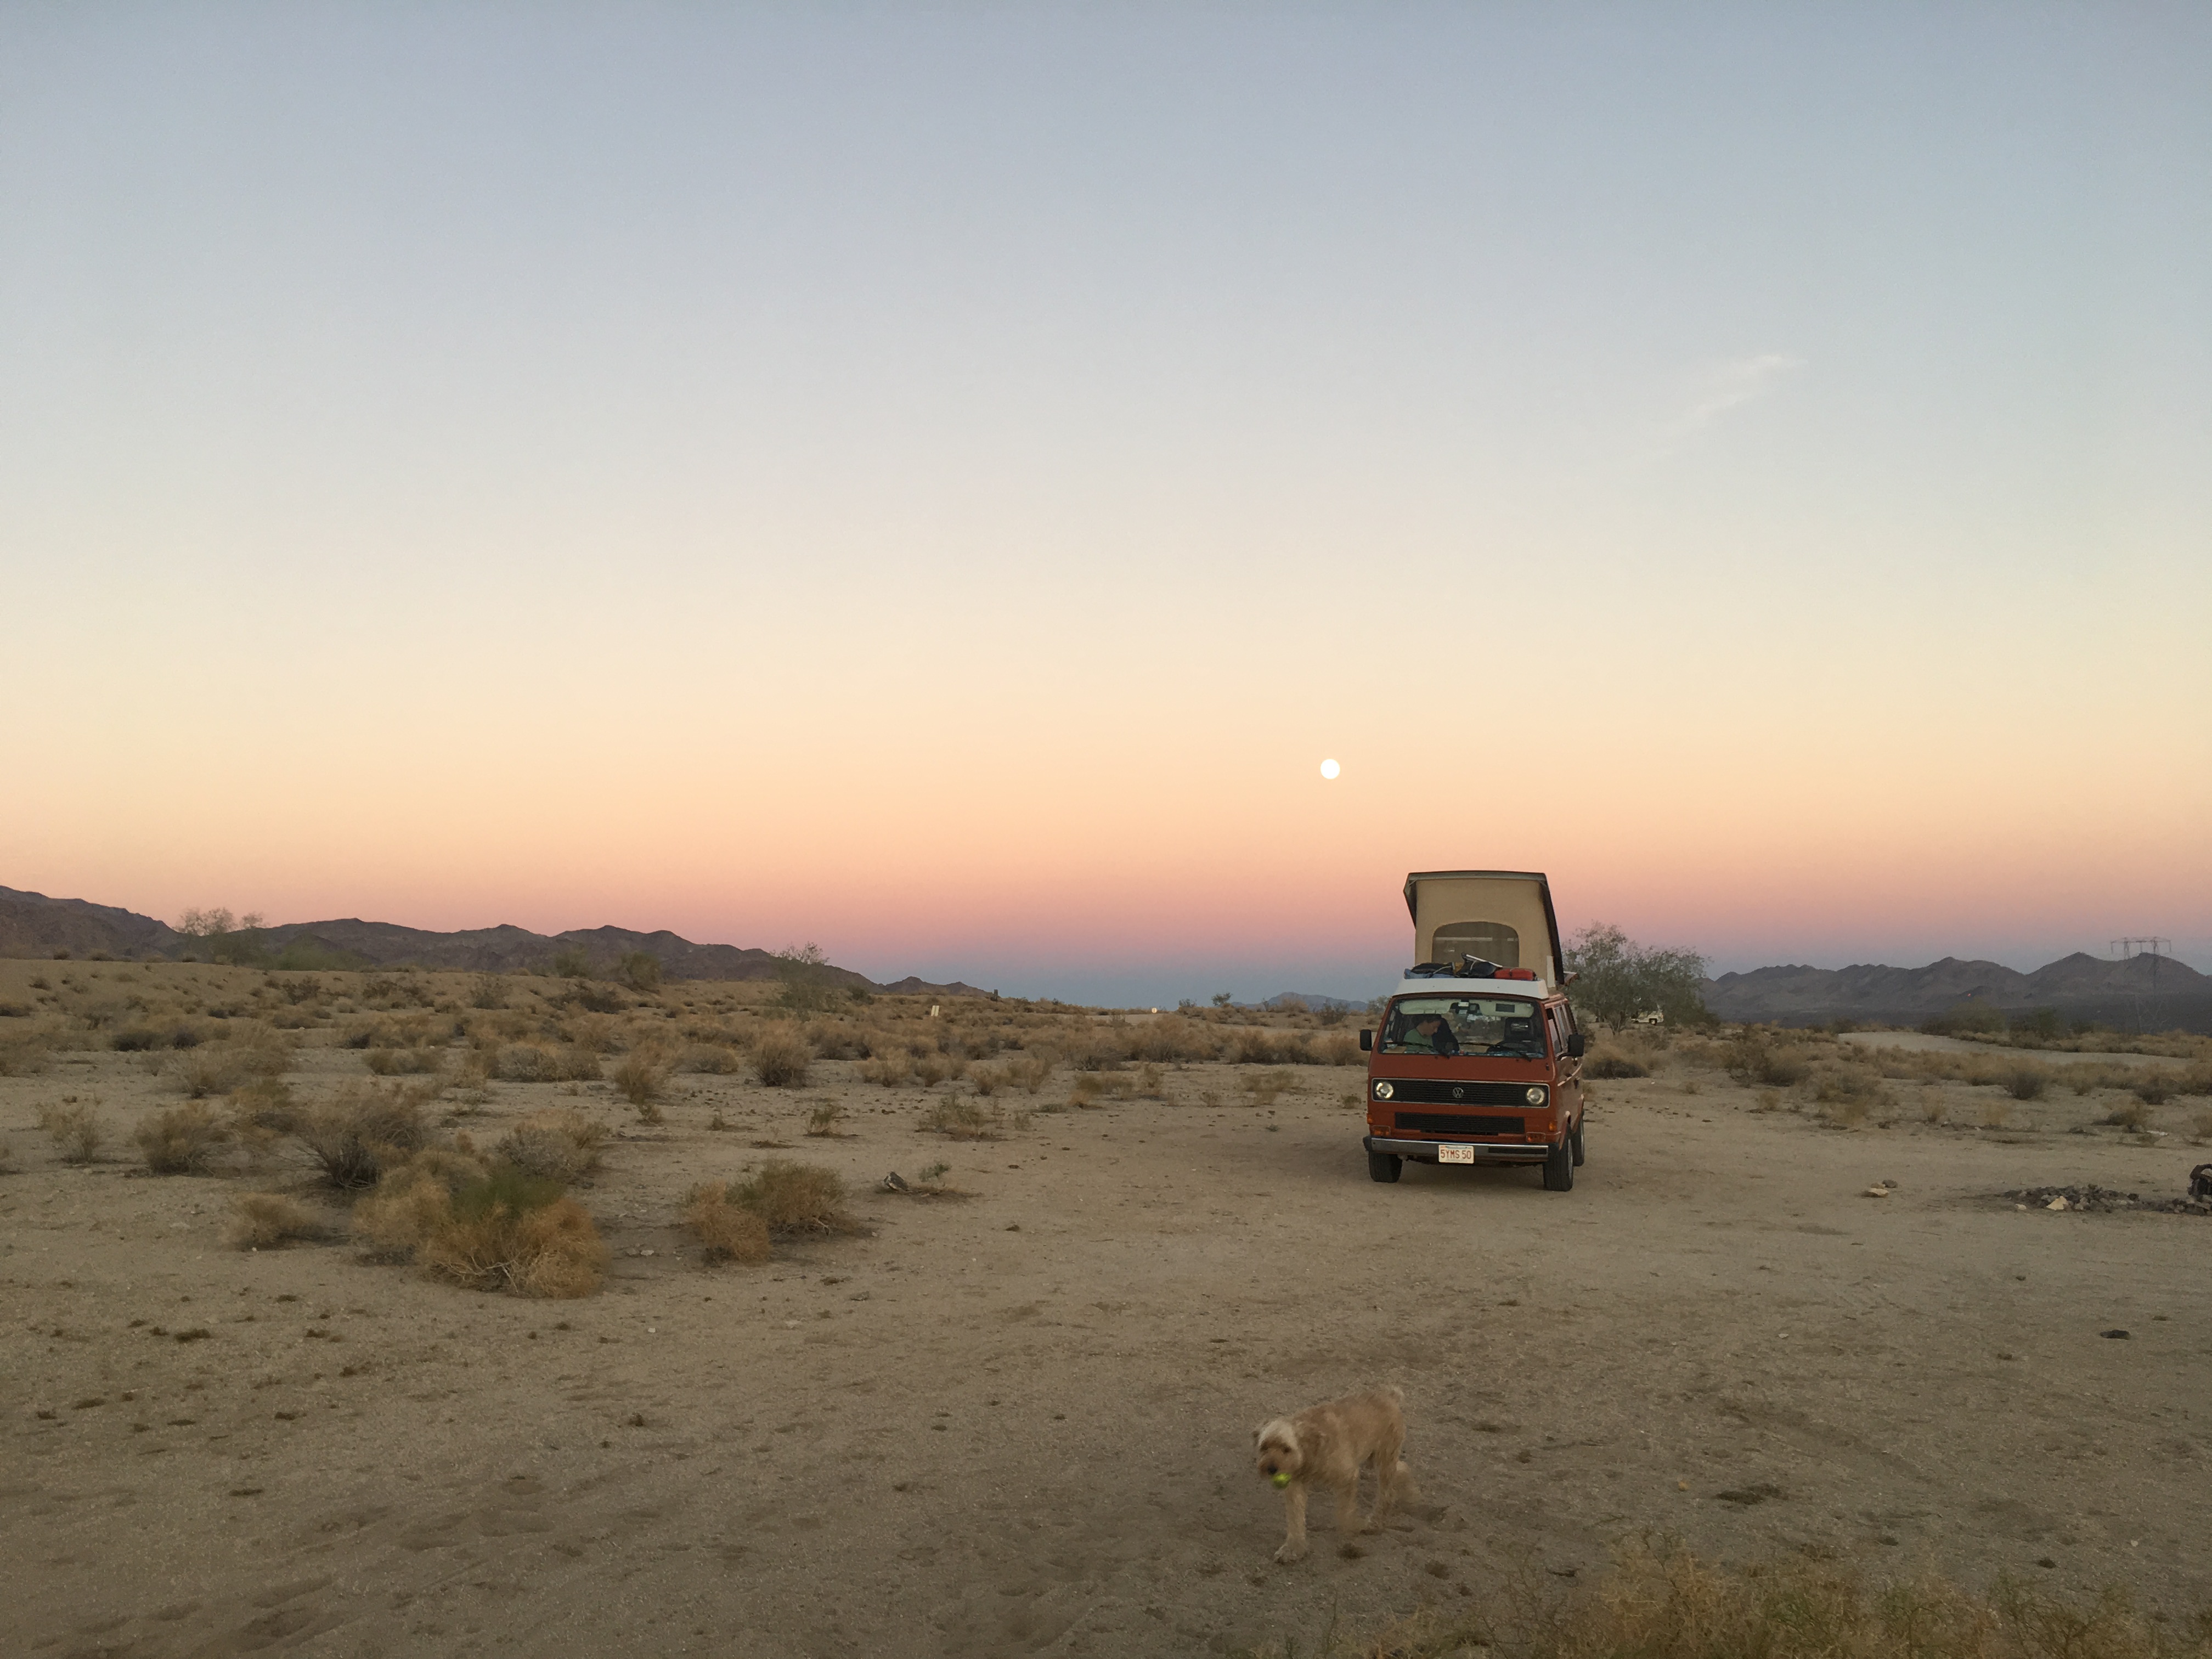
[1364,1133,1550,1164]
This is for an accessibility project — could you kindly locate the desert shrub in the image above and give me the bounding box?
[2005,1065,2050,1102]
[729,1159,862,1235]
[2132,1075,2174,1107]
[1726,1035,1812,1088]
[1134,1017,1212,1064]
[618,950,662,992]
[296,1085,428,1187]
[111,1021,204,1052]
[225,1193,326,1249]
[682,1042,742,1075]
[860,1053,912,1086]
[681,1183,772,1263]
[1137,1062,1166,1098]
[968,1063,1006,1096]
[364,1046,443,1075]
[804,1021,872,1061]
[1318,1032,1359,1066]
[1921,1003,2008,1036]
[496,1111,606,1182]
[913,1054,956,1087]
[752,1024,812,1088]
[922,1095,1002,1138]
[2178,1063,2212,1098]
[416,1171,607,1297]
[492,1042,601,1083]
[2192,1109,2212,1143]
[1584,1047,1650,1079]
[1241,1068,1299,1107]
[805,1102,844,1136]
[0,1034,52,1076]
[134,1102,233,1174]
[2105,1100,2153,1131]
[175,1034,290,1098]
[468,974,508,1010]
[612,1049,670,1105]
[352,1147,488,1259]
[36,1101,105,1163]
[227,1074,299,1131]
[1978,1100,2011,1129]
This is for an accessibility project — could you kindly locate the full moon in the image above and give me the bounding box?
[1319,758,1340,780]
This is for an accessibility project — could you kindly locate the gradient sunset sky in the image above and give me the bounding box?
[4,5,2207,1005]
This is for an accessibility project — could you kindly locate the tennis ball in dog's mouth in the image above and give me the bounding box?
[1272,1472,1291,1489]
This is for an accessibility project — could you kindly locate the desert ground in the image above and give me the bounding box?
[3,961,2209,1658]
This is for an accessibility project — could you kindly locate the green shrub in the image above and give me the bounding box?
[729,1159,862,1235]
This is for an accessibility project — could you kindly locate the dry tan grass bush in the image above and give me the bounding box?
[0,1032,52,1075]
[1584,1045,1652,1079]
[968,1063,1006,1096]
[1004,1054,1053,1093]
[729,1159,863,1235]
[612,1049,670,1106]
[364,1046,443,1076]
[491,1042,602,1084]
[860,1053,912,1086]
[681,1184,772,1263]
[1318,1031,1360,1066]
[1240,1068,1300,1107]
[1979,1099,2012,1129]
[36,1101,105,1163]
[174,1031,290,1098]
[1133,1017,1212,1064]
[681,1042,742,1075]
[415,1172,607,1297]
[922,1095,1003,1137]
[559,1012,623,1053]
[496,1111,606,1182]
[2191,1109,2212,1143]
[751,1024,812,1087]
[2005,1064,2051,1101]
[2104,1100,2153,1131]
[803,1020,872,1061]
[2132,1075,2175,1107]
[1252,1534,2210,1659]
[225,1193,327,1249]
[1726,1034,1812,1088]
[134,1101,233,1173]
[352,1147,488,1259]
[297,1084,429,1188]
[805,1102,844,1136]
[1137,1063,1166,1098]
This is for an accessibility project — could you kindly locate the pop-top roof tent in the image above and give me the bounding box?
[1402,871,1566,992]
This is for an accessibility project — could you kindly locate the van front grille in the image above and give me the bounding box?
[1393,1113,1526,1137]
[1380,1080,1531,1108]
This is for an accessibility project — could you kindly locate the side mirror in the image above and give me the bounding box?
[1566,1033,1587,1059]
[1358,1029,1373,1052]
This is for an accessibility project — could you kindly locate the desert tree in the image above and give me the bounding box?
[1563,923,1712,1032]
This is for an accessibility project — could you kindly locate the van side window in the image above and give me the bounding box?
[1431,921,1520,968]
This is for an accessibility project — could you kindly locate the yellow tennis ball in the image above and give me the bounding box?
[1272,1472,1291,1488]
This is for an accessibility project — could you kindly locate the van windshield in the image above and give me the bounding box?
[1381,996,1546,1059]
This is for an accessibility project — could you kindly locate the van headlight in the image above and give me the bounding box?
[1524,1086,1548,1106]
[1373,1081,1395,1101]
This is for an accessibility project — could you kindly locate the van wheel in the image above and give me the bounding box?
[1368,1150,1403,1184]
[1542,1137,1575,1192]
[1571,1120,1586,1167]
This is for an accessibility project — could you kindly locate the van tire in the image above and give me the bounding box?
[1542,1137,1575,1192]
[1570,1120,1585,1167]
[1368,1150,1403,1184]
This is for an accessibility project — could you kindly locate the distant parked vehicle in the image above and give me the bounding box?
[1359,871,1588,1193]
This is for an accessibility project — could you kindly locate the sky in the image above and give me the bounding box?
[3,4,2208,1007]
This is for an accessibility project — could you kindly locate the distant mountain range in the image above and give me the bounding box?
[0,884,988,998]
[1700,952,2211,1034]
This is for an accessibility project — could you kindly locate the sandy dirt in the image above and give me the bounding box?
[5,972,2210,1658]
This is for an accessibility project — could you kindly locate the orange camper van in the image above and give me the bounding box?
[1360,871,1588,1191]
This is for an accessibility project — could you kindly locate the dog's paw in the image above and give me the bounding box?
[1273,1543,1308,1565]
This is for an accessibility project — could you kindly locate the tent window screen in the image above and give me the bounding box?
[1431,921,1520,968]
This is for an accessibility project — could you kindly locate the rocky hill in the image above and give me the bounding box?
[0,885,987,996]
[1701,951,2211,1034]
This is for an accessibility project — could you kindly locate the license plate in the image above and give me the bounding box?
[1438,1144,1475,1164]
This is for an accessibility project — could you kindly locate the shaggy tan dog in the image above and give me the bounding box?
[1252,1386,1409,1563]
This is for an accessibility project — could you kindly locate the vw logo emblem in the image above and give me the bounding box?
[1451,1086,1463,1099]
